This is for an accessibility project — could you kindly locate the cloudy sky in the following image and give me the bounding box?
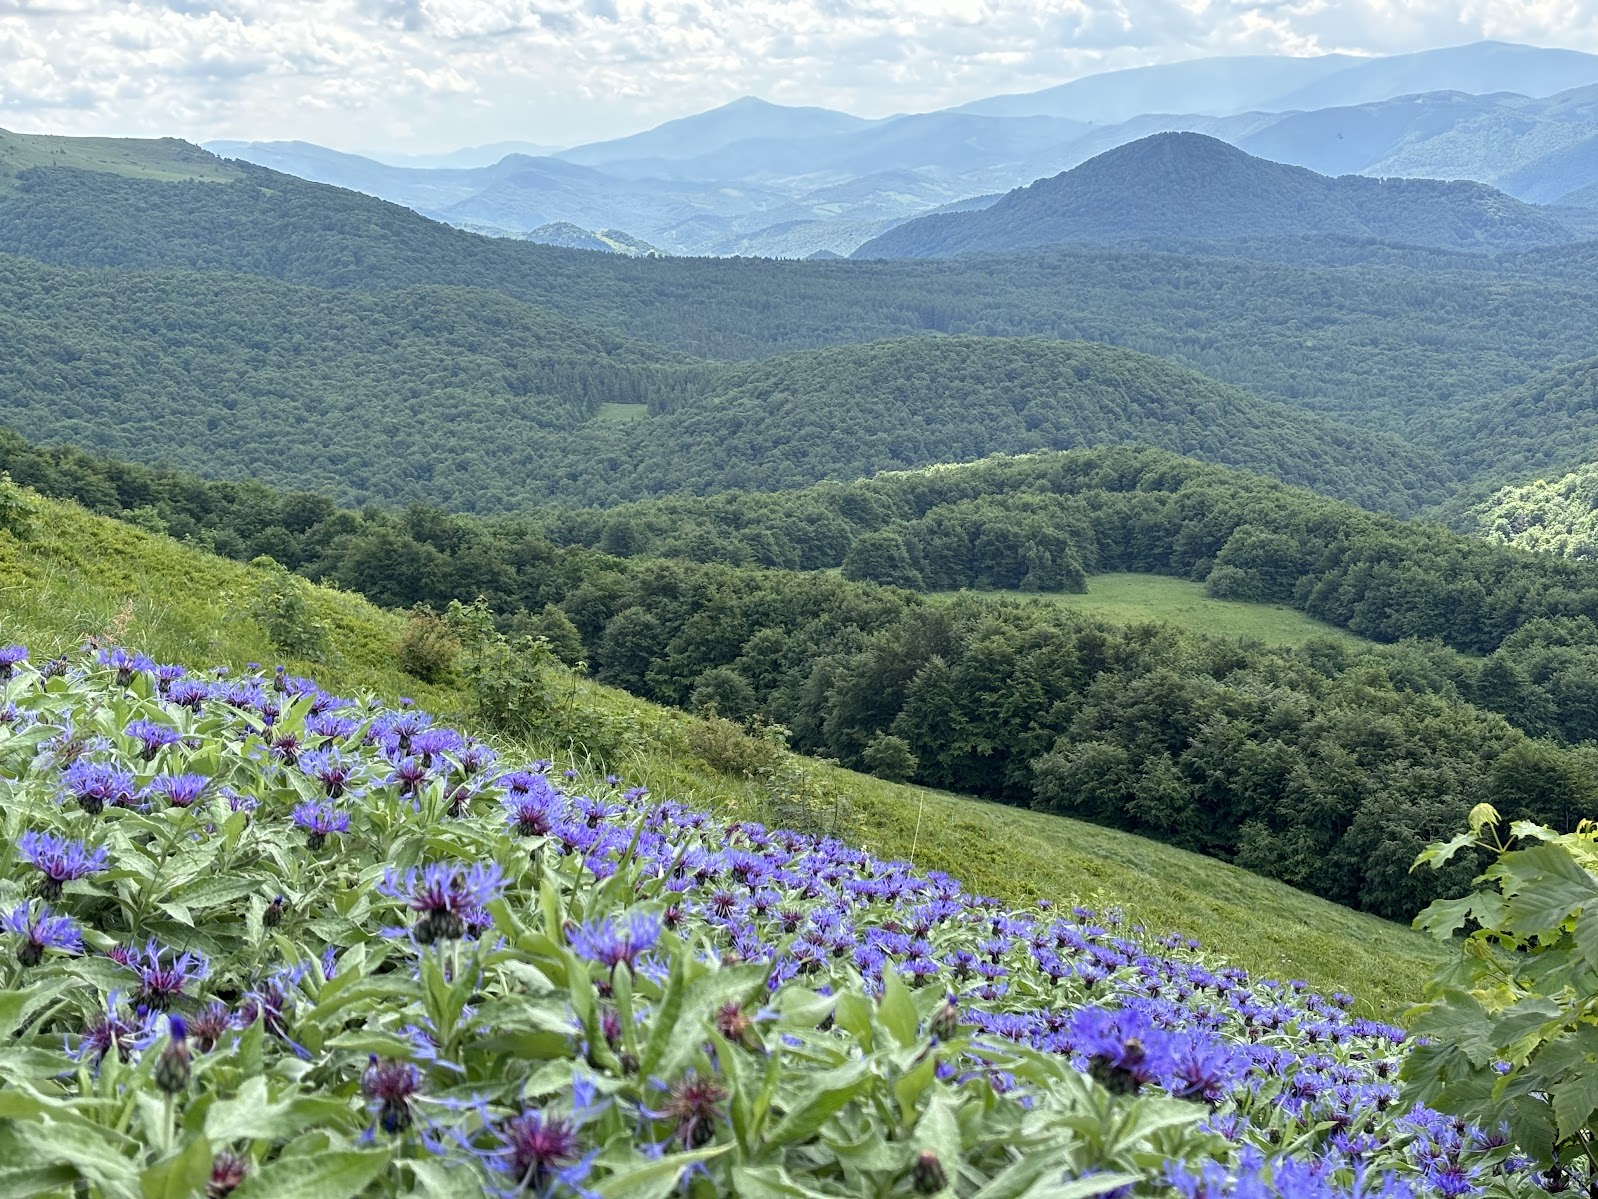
[0,1,1591,155]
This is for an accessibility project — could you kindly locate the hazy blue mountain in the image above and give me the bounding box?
[375,141,564,168]
[855,132,1578,258]
[956,42,1598,122]
[557,96,869,167]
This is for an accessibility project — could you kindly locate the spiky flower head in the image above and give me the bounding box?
[18,830,109,899]
[61,760,136,815]
[123,939,210,1012]
[489,1110,585,1194]
[380,861,503,945]
[206,1152,248,1198]
[154,1014,191,1094]
[124,717,182,760]
[2,901,83,965]
[0,644,28,678]
[664,1070,727,1148]
[141,773,210,809]
[569,910,661,974]
[291,801,349,850]
[362,1056,424,1134]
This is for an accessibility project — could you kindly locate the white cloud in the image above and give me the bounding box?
[0,0,1594,152]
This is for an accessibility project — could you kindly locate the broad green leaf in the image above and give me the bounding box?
[730,1164,840,1199]
[140,1135,213,1199]
[231,1148,391,1199]
[877,969,918,1049]
[1553,1069,1598,1142]
[1026,1173,1145,1199]
[591,1145,730,1199]
[764,1059,873,1148]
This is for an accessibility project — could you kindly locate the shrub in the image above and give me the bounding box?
[861,732,918,783]
[396,606,460,683]
[248,554,332,660]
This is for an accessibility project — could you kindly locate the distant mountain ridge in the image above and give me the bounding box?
[199,42,1598,256]
[854,133,1579,258]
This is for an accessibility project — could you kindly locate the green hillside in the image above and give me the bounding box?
[0,257,1447,512]
[559,337,1453,512]
[0,479,1444,1015]
[0,127,238,188]
[3,159,1598,437]
[856,132,1577,259]
[937,572,1372,648]
[1422,354,1598,484]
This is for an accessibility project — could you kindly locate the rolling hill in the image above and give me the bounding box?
[855,132,1579,258]
[0,463,1447,1013]
[0,253,1451,513]
[552,336,1455,512]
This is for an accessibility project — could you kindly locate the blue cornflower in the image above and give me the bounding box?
[569,909,661,973]
[119,939,209,1011]
[124,718,181,759]
[0,644,28,678]
[292,800,350,849]
[97,647,155,685]
[140,773,210,809]
[487,1110,592,1196]
[299,747,358,798]
[61,759,136,815]
[18,830,109,899]
[362,1056,425,1134]
[73,991,159,1069]
[2,901,84,965]
[380,861,504,945]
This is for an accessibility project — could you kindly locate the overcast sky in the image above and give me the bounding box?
[0,1,1591,154]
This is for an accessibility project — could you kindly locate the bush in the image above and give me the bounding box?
[861,732,918,782]
[248,555,332,660]
[686,712,783,779]
[396,606,460,683]
[688,666,758,722]
[445,598,556,737]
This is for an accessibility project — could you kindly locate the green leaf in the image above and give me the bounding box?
[8,1119,142,1199]
[231,1148,391,1199]
[0,1164,79,1197]
[141,1135,213,1199]
[1027,1173,1144,1199]
[730,1165,840,1199]
[1553,1070,1598,1142]
[877,969,918,1049]
[591,1145,730,1199]
[764,1059,873,1148]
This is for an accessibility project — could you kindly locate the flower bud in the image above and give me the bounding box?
[912,1150,947,1194]
[154,1015,191,1095]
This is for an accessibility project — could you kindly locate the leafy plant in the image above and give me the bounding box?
[1405,804,1598,1188]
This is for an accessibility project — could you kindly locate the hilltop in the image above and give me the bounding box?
[856,132,1579,258]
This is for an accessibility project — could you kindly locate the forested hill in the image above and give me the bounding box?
[554,338,1453,512]
[5,161,1598,436]
[11,433,1598,921]
[1420,355,1598,484]
[855,132,1579,258]
[0,249,1449,512]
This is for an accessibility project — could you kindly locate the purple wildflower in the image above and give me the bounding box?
[292,800,349,850]
[2,901,83,965]
[18,830,109,899]
[380,861,504,945]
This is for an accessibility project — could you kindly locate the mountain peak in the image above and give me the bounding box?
[856,137,1573,258]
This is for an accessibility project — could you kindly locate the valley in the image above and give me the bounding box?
[3,36,1598,1197]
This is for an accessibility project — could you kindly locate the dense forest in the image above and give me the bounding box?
[0,253,1451,512]
[5,164,1598,441]
[12,431,1598,920]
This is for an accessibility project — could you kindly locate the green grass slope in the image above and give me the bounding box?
[933,573,1372,648]
[0,484,1444,1015]
[0,126,238,187]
